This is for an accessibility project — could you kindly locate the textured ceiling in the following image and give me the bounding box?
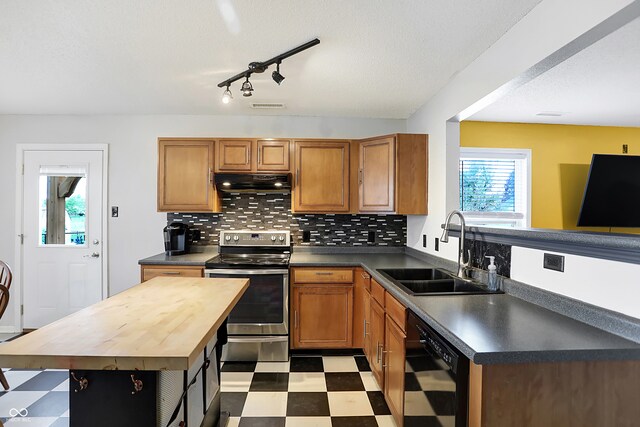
[0,0,541,118]
[470,17,640,127]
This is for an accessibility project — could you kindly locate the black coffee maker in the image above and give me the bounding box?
[164,223,191,256]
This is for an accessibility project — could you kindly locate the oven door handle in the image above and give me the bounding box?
[205,269,289,276]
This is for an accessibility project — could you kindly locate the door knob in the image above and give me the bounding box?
[83,252,100,258]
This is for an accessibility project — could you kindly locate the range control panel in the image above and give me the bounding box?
[219,230,291,247]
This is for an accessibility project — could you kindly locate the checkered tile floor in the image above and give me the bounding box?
[0,355,397,426]
[0,369,69,426]
[221,354,397,427]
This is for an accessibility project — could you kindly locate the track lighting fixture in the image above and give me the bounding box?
[218,38,319,103]
[241,77,254,97]
[221,85,233,104]
[272,62,285,85]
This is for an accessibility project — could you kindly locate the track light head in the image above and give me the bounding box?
[222,86,233,104]
[272,63,285,85]
[241,77,253,97]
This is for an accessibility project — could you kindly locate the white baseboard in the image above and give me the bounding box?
[0,326,21,334]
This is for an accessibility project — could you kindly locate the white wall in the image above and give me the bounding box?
[406,0,639,317]
[0,114,405,330]
[511,247,640,319]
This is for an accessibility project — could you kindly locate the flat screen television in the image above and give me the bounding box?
[577,154,640,227]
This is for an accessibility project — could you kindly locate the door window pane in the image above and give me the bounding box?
[39,167,87,246]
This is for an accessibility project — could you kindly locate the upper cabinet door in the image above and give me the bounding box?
[157,139,219,212]
[294,140,350,213]
[216,139,253,171]
[257,139,291,172]
[359,137,396,212]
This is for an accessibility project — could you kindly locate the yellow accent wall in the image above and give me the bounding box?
[460,121,640,233]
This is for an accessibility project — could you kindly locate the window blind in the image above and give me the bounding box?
[459,159,516,212]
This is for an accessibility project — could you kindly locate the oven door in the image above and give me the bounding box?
[205,269,288,335]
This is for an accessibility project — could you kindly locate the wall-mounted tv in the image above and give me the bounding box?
[577,154,640,227]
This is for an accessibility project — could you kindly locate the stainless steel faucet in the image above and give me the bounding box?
[440,210,470,279]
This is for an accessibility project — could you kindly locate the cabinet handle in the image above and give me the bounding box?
[361,272,370,280]
[376,342,381,363]
[381,348,390,368]
[363,319,367,338]
[208,168,214,184]
[359,169,363,185]
[258,147,261,165]
[294,310,298,329]
[296,168,300,186]
[162,271,181,275]
[315,272,334,276]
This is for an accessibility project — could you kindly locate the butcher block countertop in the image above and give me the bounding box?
[0,277,248,371]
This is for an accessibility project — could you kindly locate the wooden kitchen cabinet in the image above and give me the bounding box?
[384,292,407,427]
[140,265,204,282]
[293,140,350,213]
[290,267,355,349]
[357,133,428,214]
[257,139,291,171]
[157,139,220,212]
[370,297,386,388]
[353,269,370,349]
[215,139,291,172]
[291,284,353,349]
[469,360,640,427]
[216,139,253,171]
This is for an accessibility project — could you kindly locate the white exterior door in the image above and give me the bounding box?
[22,150,105,328]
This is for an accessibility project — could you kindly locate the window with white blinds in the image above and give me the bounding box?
[459,148,531,228]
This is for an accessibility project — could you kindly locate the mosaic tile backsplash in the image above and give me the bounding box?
[167,192,407,246]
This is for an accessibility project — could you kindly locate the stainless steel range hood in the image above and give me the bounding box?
[214,173,291,193]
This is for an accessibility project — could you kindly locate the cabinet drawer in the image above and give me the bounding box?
[385,292,406,332]
[141,266,204,282]
[371,279,385,307]
[293,268,354,284]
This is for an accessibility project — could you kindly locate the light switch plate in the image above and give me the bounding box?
[543,253,564,272]
[111,206,119,217]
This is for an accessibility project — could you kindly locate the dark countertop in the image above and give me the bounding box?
[290,252,640,364]
[138,247,218,266]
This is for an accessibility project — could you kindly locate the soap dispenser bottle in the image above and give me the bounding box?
[485,256,498,291]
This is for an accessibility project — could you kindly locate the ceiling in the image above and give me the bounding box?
[0,0,542,118]
[469,17,640,127]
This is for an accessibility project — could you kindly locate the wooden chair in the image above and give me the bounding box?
[0,284,10,390]
[0,261,12,390]
[0,261,12,290]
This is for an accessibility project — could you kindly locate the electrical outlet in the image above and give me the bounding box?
[434,237,439,251]
[543,253,564,272]
[422,234,427,248]
[623,144,628,154]
[368,231,376,243]
[111,206,119,217]
[302,230,311,242]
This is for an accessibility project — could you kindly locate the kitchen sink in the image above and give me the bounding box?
[377,268,501,296]
[376,268,451,281]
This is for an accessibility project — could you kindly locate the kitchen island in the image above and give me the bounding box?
[0,277,248,427]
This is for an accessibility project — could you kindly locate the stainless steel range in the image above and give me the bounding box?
[205,230,290,362]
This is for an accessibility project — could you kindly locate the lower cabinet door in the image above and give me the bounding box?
[363,289,372,363]
[384,315,406,427]
[370,299,386,388]
[292,285,353,348]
